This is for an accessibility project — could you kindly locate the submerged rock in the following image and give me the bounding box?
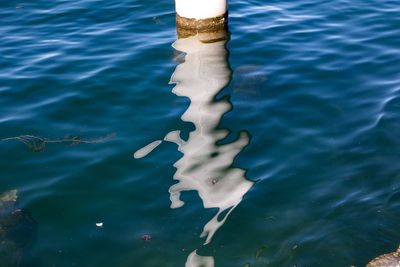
[0,189,18,208]
[0,190,37,267]
[367,247,400,267]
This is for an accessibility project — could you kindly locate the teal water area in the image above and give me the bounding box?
[1,0,400,266]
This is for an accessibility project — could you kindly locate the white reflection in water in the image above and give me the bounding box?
[185,250,215,267]
[135,35,253,264]
[133,140,162,159]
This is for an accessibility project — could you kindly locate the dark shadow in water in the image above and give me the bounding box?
[135,34,254,266]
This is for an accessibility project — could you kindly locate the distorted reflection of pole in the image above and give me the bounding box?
[169,35,253,245]
[134,33,253,266]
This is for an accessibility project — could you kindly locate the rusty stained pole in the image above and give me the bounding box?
[175,0,229,43]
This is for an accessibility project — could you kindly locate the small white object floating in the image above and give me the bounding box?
[95,222,103,228]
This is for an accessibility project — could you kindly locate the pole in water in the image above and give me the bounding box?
[175,0,228,42]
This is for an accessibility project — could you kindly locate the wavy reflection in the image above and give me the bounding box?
[135,34,253,265]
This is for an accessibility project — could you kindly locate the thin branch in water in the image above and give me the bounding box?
[1,133,116,152]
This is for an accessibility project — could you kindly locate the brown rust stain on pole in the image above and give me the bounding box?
[176,12,229,43]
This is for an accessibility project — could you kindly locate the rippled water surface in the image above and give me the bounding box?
[1,0,400,266]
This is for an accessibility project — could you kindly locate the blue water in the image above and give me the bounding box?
[1,0,400,266]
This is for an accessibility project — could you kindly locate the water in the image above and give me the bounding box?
[1,0,400,266]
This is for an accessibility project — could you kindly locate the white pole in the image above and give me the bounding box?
[175,0,227,19]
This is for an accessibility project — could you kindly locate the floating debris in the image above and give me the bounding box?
[95,222,103,228]
[1,133,116,152]
[141,234,152,241]
[367,247,400,267]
